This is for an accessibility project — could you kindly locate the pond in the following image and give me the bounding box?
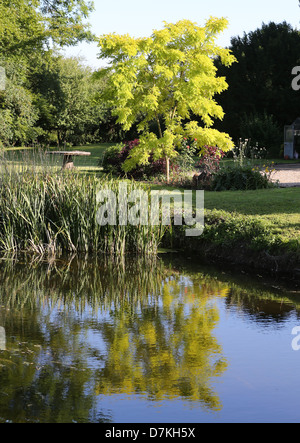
[0,254,299,423]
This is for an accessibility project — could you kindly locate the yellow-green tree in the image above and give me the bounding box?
[97,18,236,181]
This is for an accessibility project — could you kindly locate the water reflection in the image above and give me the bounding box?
[166,257,300,327]
[225,291,296,327]
[0,256,230,422]
[95,276,229,410]
[0,255,297,423]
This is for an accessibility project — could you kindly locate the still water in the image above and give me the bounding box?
[0,254,300,423]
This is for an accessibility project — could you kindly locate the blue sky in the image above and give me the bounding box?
[64,0,300,69]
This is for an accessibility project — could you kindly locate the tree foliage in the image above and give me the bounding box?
[40,0,95,47]
[97,18,236,179]
[215,22,300,154]
[0,59,41,146]
[0,0,100,147]
[0,0,95,59]
[32,56,106,146]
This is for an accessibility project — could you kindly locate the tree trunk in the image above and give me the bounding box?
[57,131,62,148]
[156,115,170,182]
[166,156,170,184]
[156,115,163,139]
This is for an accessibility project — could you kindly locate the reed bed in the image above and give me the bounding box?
[0,150,166,256]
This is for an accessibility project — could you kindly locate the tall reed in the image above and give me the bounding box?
[0,150,166,256]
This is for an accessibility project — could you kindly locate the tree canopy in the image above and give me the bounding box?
[97,18,236,180]
[0,0,103,148]
[32,56,107,145]
[0,0,95,59]
[215,21,300,155]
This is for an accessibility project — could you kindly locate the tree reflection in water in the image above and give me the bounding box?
[0,255,229,423]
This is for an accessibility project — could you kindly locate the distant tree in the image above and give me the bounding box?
[33,56,106,146]
[215,22,300,154]
[40,0,95,46]
[97,18,236,182]
[0,60,41,146]
[0,0,95,59]
[0,0,95,146]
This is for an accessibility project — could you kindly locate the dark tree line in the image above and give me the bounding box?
[215,21,300,157]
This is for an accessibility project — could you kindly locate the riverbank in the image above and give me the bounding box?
[163,221,300,281]
[161,187,300,281]
[0,146,299,280]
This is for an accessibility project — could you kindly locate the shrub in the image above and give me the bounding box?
[211,164,274,191]
[193,146,225,189]
[100,139,179,179]
[175,138,197,172]
[100,143,124,174]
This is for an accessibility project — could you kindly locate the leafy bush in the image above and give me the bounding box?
[211,164,274,191]
[175,138,197,172]
[193,146,225,189]
[100,139,179,179]
[100,143,124,174]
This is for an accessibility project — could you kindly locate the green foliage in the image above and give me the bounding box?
[0,63,41,146]
[175,138,197,172]
[232,138,267,166]
[100,140,173,179]
[192,146,225,189]
[202,210,284,252]
[40,0,95,46]
[211,164,274,191]
[32,56,106,146]
[215,22,300,152]
[0,0,97,147]
[199,187,300,257]
[0,0,45,58]
[0,156,165,255]
[0,0,95,59]
[239,113,282,158]
[163,207,297,262]
[100,143,124,173]
[0,109,13,146]
[97,18,236,176]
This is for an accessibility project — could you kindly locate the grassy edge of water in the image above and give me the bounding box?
[162,209,300,279]
[0,150,299,278]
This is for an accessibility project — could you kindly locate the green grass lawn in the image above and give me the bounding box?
[3,143,113,175]
[67,143,113,169]
[204,187,300,215]
[147,184,300,245]
[204,187,300,243]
